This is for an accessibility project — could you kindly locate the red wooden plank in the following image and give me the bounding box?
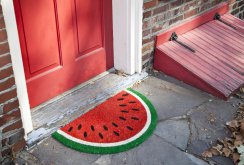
[168,39,239,91]
[207,22,244,48]
[222,15,244,34]
[194,25,244,64]
[196,25,244,66]
[179,35,243,87]
[207,22,244,45]
[154,7,244,100]
[196,25,244,57]
[223,14,244,27]
[185,30,244,73]
[154,49,230,99]
[159,43,231,95]
[156,2,229,46]
[214,17,244,36]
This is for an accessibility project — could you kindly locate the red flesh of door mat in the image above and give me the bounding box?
[154,2,244,100]
[14,0,114,108]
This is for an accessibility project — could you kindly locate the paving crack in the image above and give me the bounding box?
[153,133,186,152]
[186,100,211,116]
[153,134,209,164]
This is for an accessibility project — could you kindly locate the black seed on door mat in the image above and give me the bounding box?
[117,98,124,101]
[122,93,129,96]
[103,125,108,131]
[119,104,127,107]
[91,125,95,131]
[113,131,120,136]
[119,117,126,121]
[84,132,87,138]
[129,101,136,104]
[126,126,133,131]
[99,133,103,139]
[131,117,139,120]
[112,122,118,127]
[68,127,73,132]
[77,124,82,130]
[121,110,129,113]
[132,108,139,111]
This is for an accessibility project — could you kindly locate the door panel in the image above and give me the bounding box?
[14,0,114,108]
[74,0,103,57]
[16,0,62,77]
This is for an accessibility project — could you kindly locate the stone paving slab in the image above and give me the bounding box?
[16,74,241,165]
[30,138,100,165]
[28,135,208,165]
[133,76,209,120]
[154,119,190,151]
[187,99,237,165]
[106,135,208,165]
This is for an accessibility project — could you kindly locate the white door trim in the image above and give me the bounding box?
[1,0,33,136]
[112,0,143,74]
[1,0,143,136]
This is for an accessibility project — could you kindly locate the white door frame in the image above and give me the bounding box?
[113,0,143,74]
[1,0,143,136]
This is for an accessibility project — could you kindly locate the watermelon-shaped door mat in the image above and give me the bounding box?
[52,88,157,154]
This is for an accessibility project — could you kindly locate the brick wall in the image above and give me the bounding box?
[142,0,244,70]
[230,0,244,18]
[0,6,25,164]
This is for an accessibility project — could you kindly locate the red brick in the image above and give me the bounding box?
[184,0,194,2]
[144,0,158,10]
[143,37,154,45]
[1,148,11,157]
[142,42,154,53]
[12,138,26,153]
[0,55,11,68]
[0,16,5,29]
[199,3,211,13]
[0,66,13,80]
[1,138,7,147]
[169,15,183,25]
[2,120,23,133]
[231,8,240,15]
[184,8,198,19]
[158,0,170,3]
[233,2,238,9]
[143,11,152,19]
[142,52,153,61]
[239,1,244,7]
[0,42,9,55]
[0,29,7,42]
[0,6,2,15]
[143,29,151,37]
[153,4,170,15]
[3,99,19,114]
[2,128,25,147]
[0,109,21,127]
[143,20,150,29]
[0,77,15,92]
[152,25,163,33]
[184,1,197,11]
[0,88,17,105]
[170,0,184,8]
[228,0,236,4]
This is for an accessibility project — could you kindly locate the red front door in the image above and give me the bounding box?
[14,0,114,108]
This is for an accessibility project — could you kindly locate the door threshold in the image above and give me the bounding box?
[31,68,116,113]
[26,70,148,148]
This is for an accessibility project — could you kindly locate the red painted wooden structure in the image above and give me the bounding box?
[14,0,114,108]
[154,3,244,100]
